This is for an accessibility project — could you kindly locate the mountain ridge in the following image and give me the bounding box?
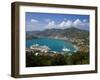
[26,27,89,38]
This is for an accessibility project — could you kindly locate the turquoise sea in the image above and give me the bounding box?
[26,38,76,52]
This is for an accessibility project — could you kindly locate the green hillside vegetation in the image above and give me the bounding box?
[26,51,89,67]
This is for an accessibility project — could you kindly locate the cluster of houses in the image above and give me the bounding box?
[69,38,89,52]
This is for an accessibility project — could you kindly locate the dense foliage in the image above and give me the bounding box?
[26,51,89,67]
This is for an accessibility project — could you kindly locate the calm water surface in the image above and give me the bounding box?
[26,38,76,52]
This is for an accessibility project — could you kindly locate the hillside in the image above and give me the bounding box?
[26,27,89,40]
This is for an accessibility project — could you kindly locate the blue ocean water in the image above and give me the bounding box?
[26,38,76,52]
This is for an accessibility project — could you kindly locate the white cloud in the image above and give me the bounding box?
[26,19,39,31]
[26,19,47,31]
[65,20,73,27]
[83,19,87,22]
[73,19,82,27]
[59,21,66,27]
[58,20,73,29]
[27,18,89,31]
[45,19,89,30]
[31,19,38,23]
[45,20,73,29]
[45,20,56,29]
[73,19,89,30]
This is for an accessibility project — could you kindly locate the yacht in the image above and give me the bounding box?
[62,47,70,52]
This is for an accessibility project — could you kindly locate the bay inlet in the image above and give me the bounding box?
[26,38,77,52]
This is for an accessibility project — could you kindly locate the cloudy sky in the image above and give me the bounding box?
[26,12,90,31]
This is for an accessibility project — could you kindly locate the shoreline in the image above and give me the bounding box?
[26,37,79,53]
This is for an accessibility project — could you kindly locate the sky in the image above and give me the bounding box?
[26,12,90,31]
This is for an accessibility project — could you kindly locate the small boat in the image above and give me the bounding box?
[30,44,39,49]
[62,47,70,52]
[35,52,38,56]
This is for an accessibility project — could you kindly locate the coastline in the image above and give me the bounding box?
[26,37,79,53]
